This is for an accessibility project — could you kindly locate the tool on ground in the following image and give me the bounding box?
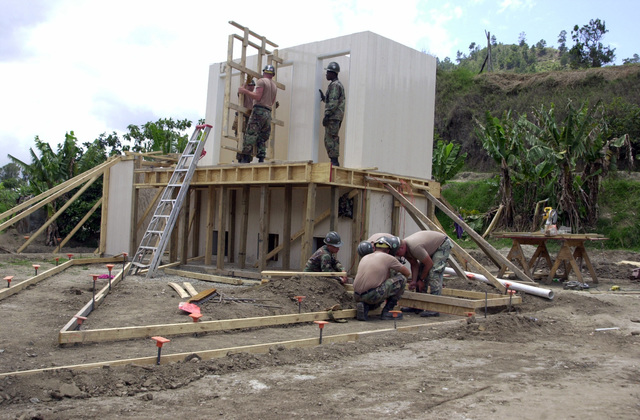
[67,253,73,260]
[106,264,114,291]
[611,285,620,291]
[32,264,40,276]
[151,336,170,365]
[178,301,201,314]
[91,274,99,310]
[294,296,306,313]
[74,315,87,331]
[130,124,213,278]
[5,275,14,288]
[389,310,402,329]
[314,320,328,344]
[188,288,218,304]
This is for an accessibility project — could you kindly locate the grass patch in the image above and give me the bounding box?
[597,178,640,251]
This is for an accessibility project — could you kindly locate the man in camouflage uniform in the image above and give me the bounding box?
[237,65,277,163]
[303,231,348,284]
[396,231,453,317]
[322,62,345,167]
[353,239,410,321]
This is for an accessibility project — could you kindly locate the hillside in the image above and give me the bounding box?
[435,64,640,171]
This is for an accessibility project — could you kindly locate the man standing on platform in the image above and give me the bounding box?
[237,65,277,163]
[321,62,345,167]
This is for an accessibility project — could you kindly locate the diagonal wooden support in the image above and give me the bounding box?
[423,191,533,284]
[381,183,505,292]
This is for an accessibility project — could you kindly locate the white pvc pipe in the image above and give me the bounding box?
[444,267,555,300]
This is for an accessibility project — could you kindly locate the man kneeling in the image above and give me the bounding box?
[353,240,410,321]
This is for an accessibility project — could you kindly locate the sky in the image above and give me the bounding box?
[1,0,638,167]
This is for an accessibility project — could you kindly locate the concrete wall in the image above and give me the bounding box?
[204,31,437,178]
[104,159,134,256]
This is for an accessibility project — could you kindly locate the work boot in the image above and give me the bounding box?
[380,311,403,320]
[258,157,264,163]
[356,302,369,321]
[330,157,340,166]
[419,310,440,317]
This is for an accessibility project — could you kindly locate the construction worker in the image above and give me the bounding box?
[321,61,345,167]
[237,65,277,163]
[396,231,453,317]
[367,233,401,256]
[353,238,410,321]
[303,231,348,284]
[233,79,255,137]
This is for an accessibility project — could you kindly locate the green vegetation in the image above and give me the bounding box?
[439,176,640,251]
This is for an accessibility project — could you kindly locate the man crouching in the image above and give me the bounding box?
[353,239,410,321]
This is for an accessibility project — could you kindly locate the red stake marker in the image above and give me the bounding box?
[294,296,306,313]
[32,264,40,276]
[389,310,402,329]
[151,336,170,365]
[314,320,329,344]
[4,275,14,288]
[74,315,87,331]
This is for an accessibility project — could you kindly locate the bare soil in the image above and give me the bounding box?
[0,234,639,419]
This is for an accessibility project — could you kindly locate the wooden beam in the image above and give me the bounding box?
[483,204,504,238]
[0,158,115,230]
[183,282,198,297]
[262,270,346,277]
[18,176,99,253]
[180,189,191,265]
[53,198,102,254]
[301,183,317,269]
[330,186,339,231]
[239,185,249,268]
[258,185,270,272]
[191,189,201,259]
[205,186,215,265]
[168,282,190,298]
[282,185,292,270]
[398,290,521,316]
[58,310,356,345]
[216,186,227,269]
[382,183,506,292]
[424,191,533,283]
[227,189,236,264]
[163,267,260,285]
[254,208,330,268]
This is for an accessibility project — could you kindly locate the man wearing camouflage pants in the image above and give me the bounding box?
[353,241,410,321]
[321,61,345,167]
[397,231,453,317]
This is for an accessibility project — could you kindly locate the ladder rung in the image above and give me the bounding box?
[138,246,157,250]
[167,184,183,187]
[132,262,151,268]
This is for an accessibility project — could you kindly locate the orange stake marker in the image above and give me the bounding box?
[294,295,306,313]
[151,336,171,364]
[389,310,402,329]
[189,313,203,323]
[314,320,329,344]
[106,264,115,290]
[74,315,87,330]
[32,264,40,276]
[4,275,14,288]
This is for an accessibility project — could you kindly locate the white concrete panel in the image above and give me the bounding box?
[205,31,436,178]
[105,160,134,256]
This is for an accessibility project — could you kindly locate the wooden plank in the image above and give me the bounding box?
[163,267,259,285]
[191,189,202,259]
[60,263,130,332]
[258,185,270,272]
[59,310,357,345]
[282,185,292,270]
[482,204,504,238]
[442,288,506,300]
[399,290,521,312]
[19,176,100,253]
[216,186,227,269]
[227,189,235,264]
[168,282,190,298]
[239,185,249,268]
[27,332,363,377]
[254,208,330,268]
[188,288,218,303]
[380,183,506,293]
[301,183,316,269]
[262,270,346,277]
[180,189,191,265]
[0,158,115,229]
[54,198,102,253]
[205,186,215,265]
[0,260,73,301]
[183,282,198,297]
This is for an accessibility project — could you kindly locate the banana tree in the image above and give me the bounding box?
[431,138,467,184]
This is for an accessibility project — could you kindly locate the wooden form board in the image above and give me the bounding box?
[58,309,356,345]
[261,271,347,277]
[398,289,521,317]
[168,282,190,299]
[0,256,125,302]
[163,267,261,285]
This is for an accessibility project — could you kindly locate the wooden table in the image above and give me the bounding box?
[492,232,607,284]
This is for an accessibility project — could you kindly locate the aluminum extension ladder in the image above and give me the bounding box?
[130,124,212,278]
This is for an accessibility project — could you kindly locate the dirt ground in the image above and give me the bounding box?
[0,231,639,419]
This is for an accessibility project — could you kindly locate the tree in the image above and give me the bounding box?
[557,30,568,54]
[568,18,615,68]
[518,32,527,47]
[431,137,467,184]
[124,118,192,153]
[623,54,640,64]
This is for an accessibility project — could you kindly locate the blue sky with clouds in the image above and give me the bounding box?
[0,0,637,167]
